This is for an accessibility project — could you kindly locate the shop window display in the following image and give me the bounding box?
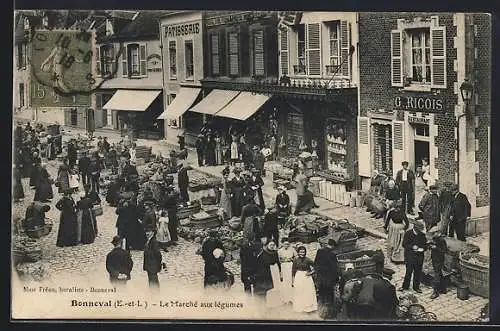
[325,119,348,177]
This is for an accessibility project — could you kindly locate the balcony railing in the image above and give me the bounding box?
[200,76,357,101]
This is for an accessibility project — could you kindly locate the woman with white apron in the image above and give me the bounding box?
[292,246,318,313]
[278,238,296,304]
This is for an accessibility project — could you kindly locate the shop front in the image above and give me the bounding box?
[102,89,164,139]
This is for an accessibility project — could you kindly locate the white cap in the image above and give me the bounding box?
[213,248,224,259]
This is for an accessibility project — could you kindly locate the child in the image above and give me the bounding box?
[155,210,171,251]
[69,164,81,193]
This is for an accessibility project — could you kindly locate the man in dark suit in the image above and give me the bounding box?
[78,150,91,186]
[262,207,279,245]
[314,238,341,319]
[275,186,291,216]
[177,163,192,202]
[395,161,416,215]
[449,184,471,242]
[106,236,133,284]
[67,141,77,168]
[400,219,427,293]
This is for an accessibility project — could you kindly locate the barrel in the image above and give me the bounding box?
[309,177,322,197]
[350,194,356,207]
[457,284,470,300]
[355,193,363,207]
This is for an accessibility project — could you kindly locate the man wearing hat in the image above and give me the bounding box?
[418,184,440,231]
[195,134,205,167]
[106,236,133,284]
[449,184,471,242]
[262,207,279,245]
[275,185,291,217]
[396,161,416,215]
[400,219,427,293]
[314,238,341,319]
[427,226,448,299]
[250,168,265,210]
[143,231,163,289]
[178,162,192,203]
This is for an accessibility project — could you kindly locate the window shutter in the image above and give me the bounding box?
[211,34,220,75]
[392,120,405,178]
[96,94,102,109]
[109,46,116,76]
[430,26,446,88]
[139,44,147,76]
[358,116,371,177]
[64,109,70,126]
[279,29,289,75]
[228,32,239,75]
[254,30,265,76]
[306,23,321,76]
[121,45,128,77]
[340,20,350,77]
[96,46,101,77]
[391,30,403,87]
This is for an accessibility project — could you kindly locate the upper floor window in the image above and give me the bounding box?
[17,43,26,69]
[252,30,265,76]
[98,45,115,77]
[228,32,240,76]
[185,40,194,80]
[210,34,220,76]
[410,29,431,84]
[169,41,177,79]
[295,25,306,74]
[124,43,147,78]
[391,17,446,89]
[327,23,340,75]
[19,83,25,108]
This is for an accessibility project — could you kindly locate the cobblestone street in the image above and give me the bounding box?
[11,127,489,321]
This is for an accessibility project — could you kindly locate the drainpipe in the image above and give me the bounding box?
[456,112,467,189]
[159,20,167,140]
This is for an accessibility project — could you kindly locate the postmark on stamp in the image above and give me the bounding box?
[28,28,123,108]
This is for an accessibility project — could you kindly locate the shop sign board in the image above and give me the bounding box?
[394,96,444,113]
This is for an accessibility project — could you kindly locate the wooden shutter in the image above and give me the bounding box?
[95,46,101,77]
[211,34,220,75]
[121,45,128,77]
[279,29,289,75]
[392,120,405,178]
[391,30,403,87]
[358,117,371,177]
[109,45,116,76]
[228,32,239,75]
[139,44,147,76]
[431,26,446,88]
[64,109,70,126]
[253,30,265,76]
[340,20,350,77]
[95,94,102,110]
[306,23,321,76]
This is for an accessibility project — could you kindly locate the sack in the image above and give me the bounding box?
[92,204,103,216]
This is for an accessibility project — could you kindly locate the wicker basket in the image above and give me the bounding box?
[337,249,381,275]
[26,221,53,239]
[318,229,358,254]
[459,252,489,298]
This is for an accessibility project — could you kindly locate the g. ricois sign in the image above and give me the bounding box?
[394,96,444,112]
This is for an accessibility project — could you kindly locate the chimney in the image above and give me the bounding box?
[106,18,114,36]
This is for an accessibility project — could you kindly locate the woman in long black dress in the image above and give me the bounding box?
[13,164,24,202]
[204,248,232,291]
[34,163,54,203]
[254,240,282,299]
[29,151,41,188]
[115,199,146,250]
[55,190,78,247]
[77,192,97,244]
[57,158,71,194]
[230,168,245,217]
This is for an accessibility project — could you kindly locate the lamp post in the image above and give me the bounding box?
[457,78,474,189]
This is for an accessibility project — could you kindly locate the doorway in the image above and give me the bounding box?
[414,140,429,169]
